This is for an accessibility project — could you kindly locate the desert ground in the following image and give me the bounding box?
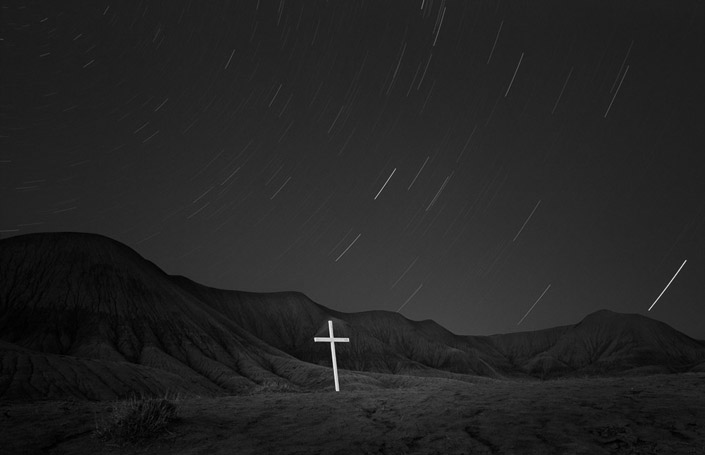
[2,373,704,455]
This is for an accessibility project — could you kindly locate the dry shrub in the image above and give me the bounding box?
[94,396,177,442]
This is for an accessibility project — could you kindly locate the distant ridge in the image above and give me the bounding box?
[1,232,704,400]
[486,309,705,377]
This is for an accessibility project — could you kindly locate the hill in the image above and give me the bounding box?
[0,233,338,400]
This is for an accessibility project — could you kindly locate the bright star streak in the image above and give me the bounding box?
[487,20,504,64]
[648,259,687,311]
[224,49,236,69]
[517,284,551,325]
[270,176,291,200]
[505,52,524,97]
[335,233,361,262]
[408,156,429,190]
[426,172,454,211]
[396,283,423,313]
[391,256,419,288]
[513,200,541,241]
[375,168,396,200]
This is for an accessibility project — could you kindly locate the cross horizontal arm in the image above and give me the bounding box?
[314,337,350,343]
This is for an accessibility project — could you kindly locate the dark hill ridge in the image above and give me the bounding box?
[0,232,341,399]
[174,276,506,377]
[1,232,704,400]
[529,309,705,375]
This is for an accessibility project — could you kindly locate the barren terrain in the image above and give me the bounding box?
[3,373,704,455]
[3,234,705,454]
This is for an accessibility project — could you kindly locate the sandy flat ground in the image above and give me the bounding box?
[2,373,704,455]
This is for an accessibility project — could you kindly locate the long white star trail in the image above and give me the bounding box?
[270,176,291,200]
[505,52,524,97]
[386,44,406,95]
[416,53,433,90]
[220,166,241,185]
[513,200,541,241]
[456,125,477,163]
[487,20,504,64]
[268,84,283,107]
[335,233,361,262]
[154,97,169,112]
[391,256,419,288]
[187,202,209,219]
[432,6,446,47]
[396,283,423,313]
[408,156,429,190]
[193,186,214,203]
[374,168,396,200]
[224,49,236,69]
[426,172,454,211]
[328,104,345,134]
[648,259,687,311]
[517,284,551,325]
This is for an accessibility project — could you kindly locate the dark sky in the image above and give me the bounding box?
[2,0,704,338]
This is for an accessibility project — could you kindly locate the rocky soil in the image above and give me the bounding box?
[3,373,704,454]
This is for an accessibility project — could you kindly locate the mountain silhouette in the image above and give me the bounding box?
[1,232,703,400]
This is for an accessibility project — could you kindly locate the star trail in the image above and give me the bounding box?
[1,0,703,338]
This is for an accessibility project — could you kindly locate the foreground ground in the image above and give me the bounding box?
[2,373,704,455]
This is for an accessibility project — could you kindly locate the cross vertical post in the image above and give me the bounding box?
[328,321,340,391]
[314,320,350,391]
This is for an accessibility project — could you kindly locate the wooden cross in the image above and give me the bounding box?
[314,320,350,392]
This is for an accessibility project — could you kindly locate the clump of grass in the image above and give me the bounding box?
[94,395,178,442]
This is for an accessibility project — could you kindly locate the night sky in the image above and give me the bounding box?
[2,0,704,338]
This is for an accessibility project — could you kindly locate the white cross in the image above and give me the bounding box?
[314,320,349,392]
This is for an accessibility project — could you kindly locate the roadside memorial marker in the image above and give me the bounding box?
[314,320,349,392]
